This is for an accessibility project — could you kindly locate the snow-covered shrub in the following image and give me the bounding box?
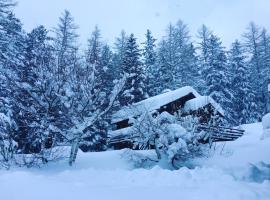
[124,111,206,169]
[121,149,157,169]
[13,146,70,168]
[245,162,270,183]
[262,113,270,139]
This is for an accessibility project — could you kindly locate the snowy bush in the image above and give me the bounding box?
[245,162,270,183]
[13,146,70,168]
[123,111,207,169]
[121,149,157,169]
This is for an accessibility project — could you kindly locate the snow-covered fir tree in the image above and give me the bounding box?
[197,25,212,65]
[200,34,233,123]
[13,26,49,153]
[156,21,199,93]
[100,44,115,93]
[112,30,128,80]
[197,25,212,93]
[0,0,20,166]
[54,10,79,81]
[142,29,156,97]
[229,40,256,124]
[243,22,266,119]
[119,33,146,106]
[0,6,27,153]
[260,28,270,113]
[81,28,115,152]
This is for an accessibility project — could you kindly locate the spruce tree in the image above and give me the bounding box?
[260,28,270,113]
[0,0,20,164]
[229,40,255,124]
[54,10,78,81]
[243,22,265,119]
[142,29,156,97]
[156,21,199,93]
[119,34,145,106]
[201,34,233,123]
[112,30,128,79]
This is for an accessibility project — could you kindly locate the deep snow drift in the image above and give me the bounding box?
[0,123,269,200]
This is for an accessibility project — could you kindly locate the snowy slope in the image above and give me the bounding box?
[0,123,269,200]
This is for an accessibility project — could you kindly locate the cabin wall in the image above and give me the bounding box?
[116,119,130,130]
[183,104,223,124]
[157,92,196,115]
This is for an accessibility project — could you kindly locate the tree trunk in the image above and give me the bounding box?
[154,135,161,160]
[69,134,80,166]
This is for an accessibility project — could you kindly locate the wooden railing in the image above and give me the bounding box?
[196,123,245,143]
[108,123,245,148]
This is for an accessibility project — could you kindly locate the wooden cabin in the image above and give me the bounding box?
[111,86,224,130]
[109,86,227,149]
[112,86,202,129]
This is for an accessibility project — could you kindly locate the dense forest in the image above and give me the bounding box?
[0,0,270,166]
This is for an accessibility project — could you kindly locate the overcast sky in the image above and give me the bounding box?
[14,0,270,47]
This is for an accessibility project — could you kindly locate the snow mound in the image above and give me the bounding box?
[262,113,270,129]
[262,113,270,139]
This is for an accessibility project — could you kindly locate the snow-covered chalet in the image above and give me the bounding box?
[109,86,225,149]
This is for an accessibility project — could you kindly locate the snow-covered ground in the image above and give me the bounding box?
[0,123,269,200]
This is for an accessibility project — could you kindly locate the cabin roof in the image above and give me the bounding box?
[183,96,225,116]
[112,86,200,123]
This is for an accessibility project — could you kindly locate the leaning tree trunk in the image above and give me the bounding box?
[69,134,81,166]
[154,134,161,160]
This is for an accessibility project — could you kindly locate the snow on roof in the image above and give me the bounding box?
[183,96,225,116]
[112,86,200,123]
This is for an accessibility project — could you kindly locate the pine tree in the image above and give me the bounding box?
[197,25,212,94]
[229,40,255,124]
[0,0,20,165]
[119,34,145,106]
[158,23,176,90]
[86,26,102,68]
[197,25,212,65]
[112,30,128,79]
[85,26,113,95]
[100,44,114,93]
[54,10,78,81]
[0,1,26,154]
[243,22,265,119]
[201,34,233,123]
[156,21,199,93]
[81,29,114,152]
[142,29,156,97]
[260,28,270,113]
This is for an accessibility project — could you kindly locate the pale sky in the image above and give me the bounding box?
[14,0,270,47]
